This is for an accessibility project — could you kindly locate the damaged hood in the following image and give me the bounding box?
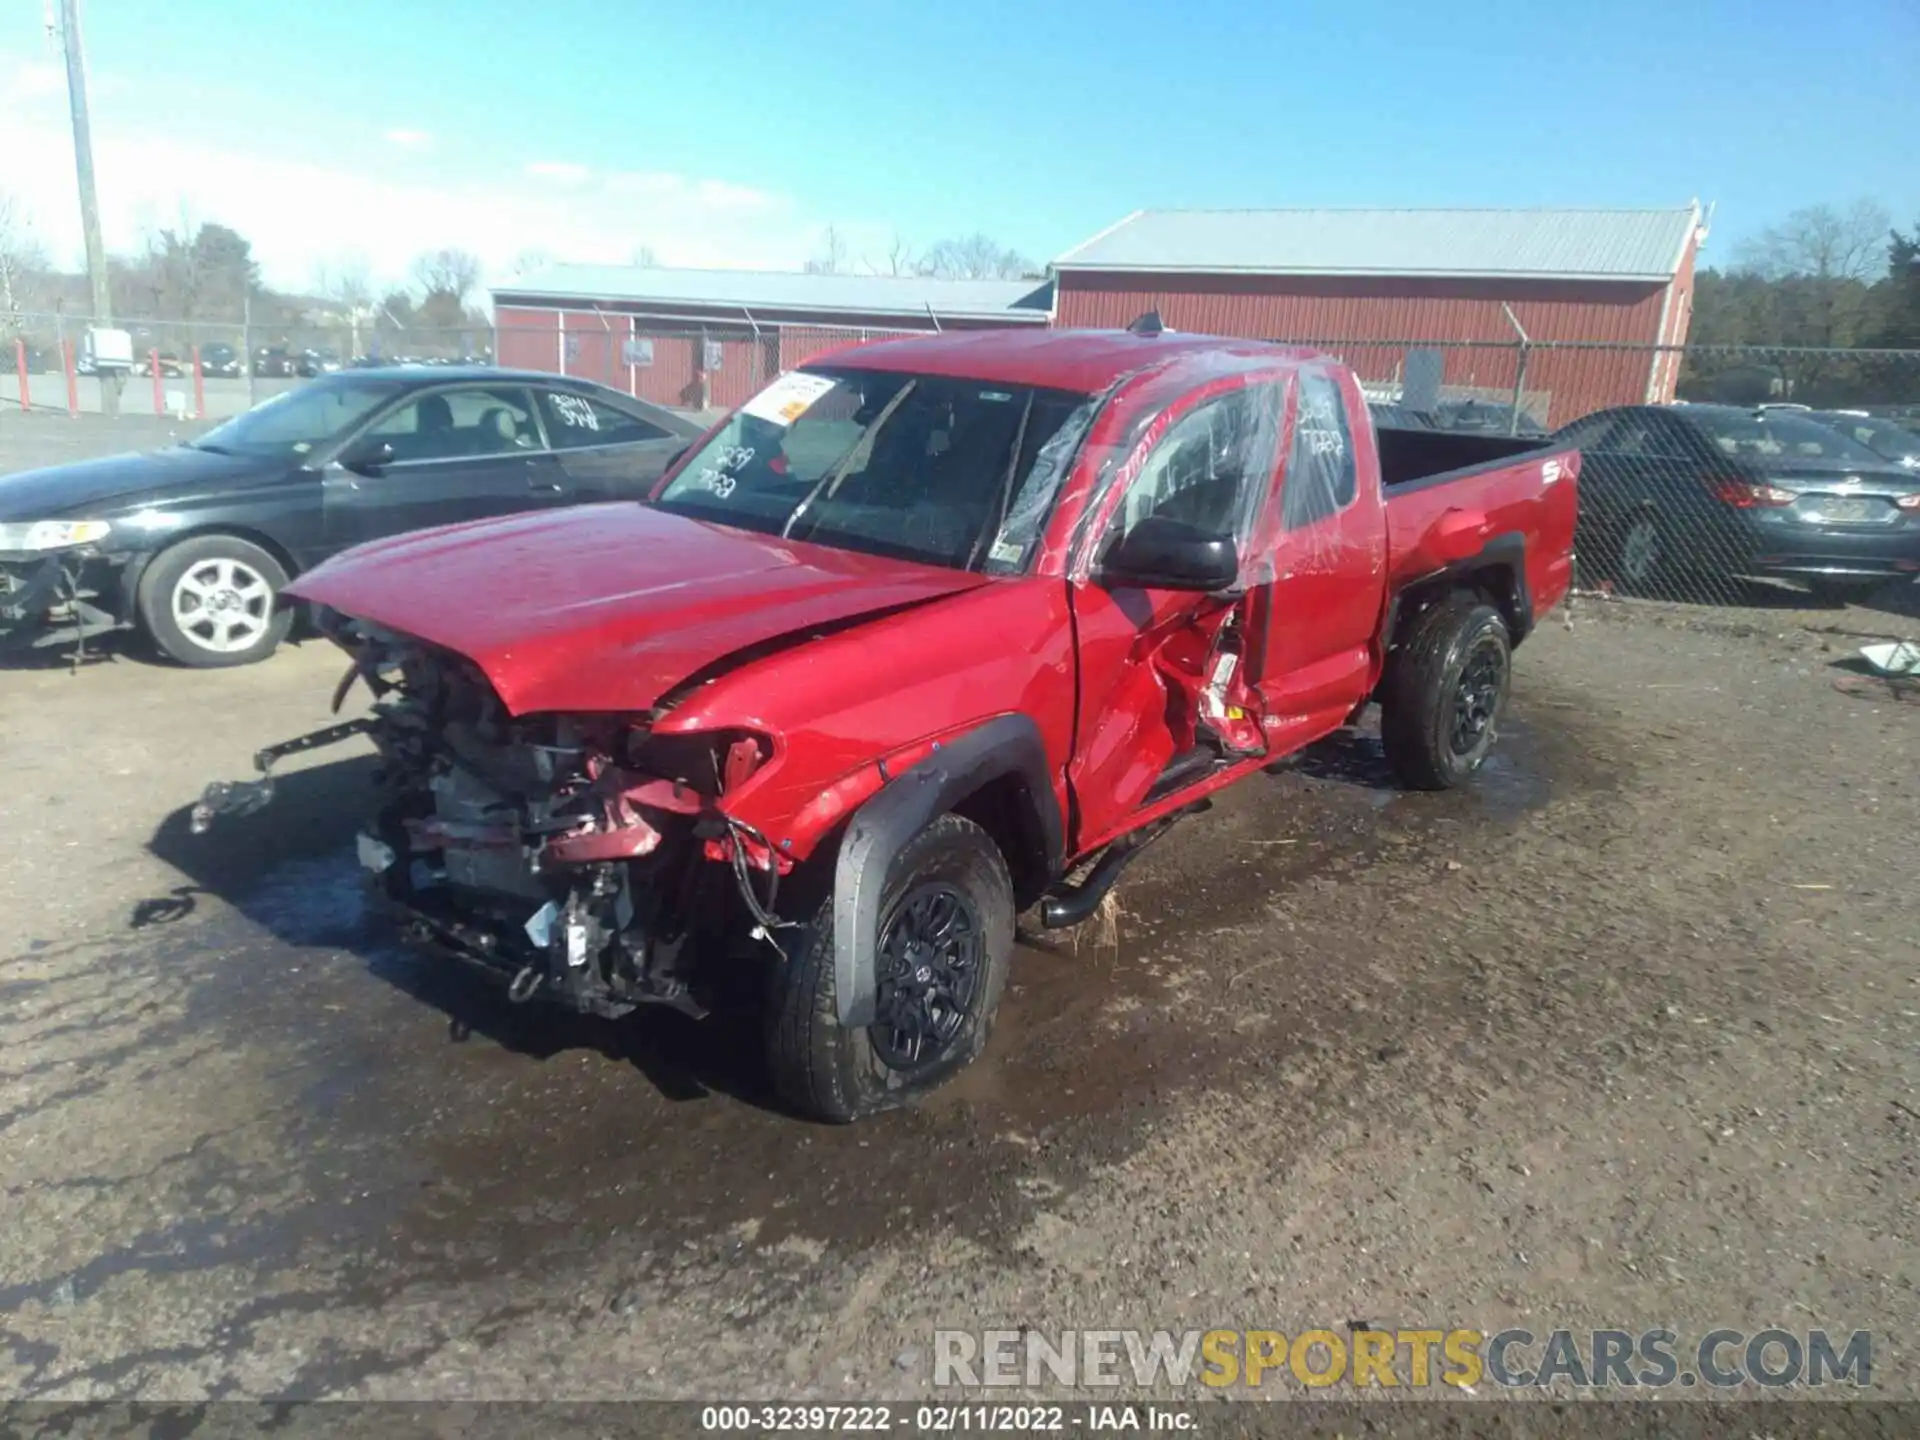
[287,503,990,715]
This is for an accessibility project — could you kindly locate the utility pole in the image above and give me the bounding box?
[59,0,118,415]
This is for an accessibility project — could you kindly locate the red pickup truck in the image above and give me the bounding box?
[197,325,1578,1121]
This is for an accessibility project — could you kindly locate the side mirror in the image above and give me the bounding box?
[336,437,395,474]
[1096,515,1239,592]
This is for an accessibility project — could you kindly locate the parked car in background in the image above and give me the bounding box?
[133,351,185,378]
[197,328,1582,1119]
[1434,398,1548,438]
[1556,404,1920,600]
[252,346,297,377]
[200,343,243,378]
[0,369,700,667]
[1366,398,1546,438]
[297,347,342,377]
[1804,410,1920,470]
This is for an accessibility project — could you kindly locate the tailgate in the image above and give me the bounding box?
[1385,446,1580,614]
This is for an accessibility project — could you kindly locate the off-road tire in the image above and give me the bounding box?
[1379,594,1511,791]
[1611,512,1674,597]
[138,534,293,668]
[767,812,1014,1123]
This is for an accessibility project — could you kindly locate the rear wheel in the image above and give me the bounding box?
[767,812,1014,1123]
[1380,594,1512,791]
[137,534,292,668]
[1613,513,1672,595]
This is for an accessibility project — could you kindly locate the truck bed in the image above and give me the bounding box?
[1377,424,1581,625]
[1376,424,1549,491]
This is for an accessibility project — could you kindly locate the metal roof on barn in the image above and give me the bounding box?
[1053,205,1704,282]
[492,265,1054,323]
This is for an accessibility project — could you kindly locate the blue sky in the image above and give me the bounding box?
[2,0,1915,291]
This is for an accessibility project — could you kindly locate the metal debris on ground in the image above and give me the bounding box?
[1859,641,1920,676]
[1832,640,1920,703]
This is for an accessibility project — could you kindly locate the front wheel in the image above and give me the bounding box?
[767,812,1014,1123]
[137,534,293,668]
[1380,595,1512,791]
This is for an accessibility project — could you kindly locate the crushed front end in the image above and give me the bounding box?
[198,619,787,1019]
[0,547,129,659]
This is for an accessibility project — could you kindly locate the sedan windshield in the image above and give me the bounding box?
[1691,410,1883,465]
[192,380,398,461]
[653,367,1093,572]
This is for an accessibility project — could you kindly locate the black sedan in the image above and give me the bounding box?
[0,368,702,667]
[199,343,243,378]
[1555,404,1920,601]
[253,346,297,377]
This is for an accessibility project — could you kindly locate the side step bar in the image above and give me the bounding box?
[1038,800,1210,929]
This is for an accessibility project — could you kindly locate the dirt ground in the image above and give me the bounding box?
[3,417,1918,1409]
[1,591,1914,1407]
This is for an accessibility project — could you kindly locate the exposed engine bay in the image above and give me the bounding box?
[195,619,789,1019]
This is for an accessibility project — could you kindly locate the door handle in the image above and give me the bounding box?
[530,481,564,492]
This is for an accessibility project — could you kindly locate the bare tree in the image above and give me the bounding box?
[410,248,483,304]
[866,232,916,277]
[1738,201,1893,282]
[1731,201,1895,352]
[803,225,849,276]
[410,247,484,329]
[918,233,1037,281]
[504,249,555,278]
[313,253,376,314]
[629,244,659,268]
[0,188,51,331]
[117,205,261,322]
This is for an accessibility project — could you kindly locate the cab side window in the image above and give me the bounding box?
[1109,383,1282,549]
[1281,371,1356,530]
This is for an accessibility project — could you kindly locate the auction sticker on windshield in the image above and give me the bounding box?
[742,371,838,427]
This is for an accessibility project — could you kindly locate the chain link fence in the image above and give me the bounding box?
[0,311,494,420]
[492,310,929,417]
[7,306,1919,615]
[1269,338,1920,612]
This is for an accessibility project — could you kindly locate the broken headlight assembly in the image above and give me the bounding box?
[0,519,112,552]
[193,625,798,1017]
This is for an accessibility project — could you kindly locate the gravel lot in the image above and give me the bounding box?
[2,420,1917,1410]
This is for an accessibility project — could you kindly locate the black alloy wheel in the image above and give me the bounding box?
[1450,641,1506,758]
[869,882,984,1073]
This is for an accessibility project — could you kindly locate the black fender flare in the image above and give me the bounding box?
[830,713,1061,1027]
[1382,529,1534,655]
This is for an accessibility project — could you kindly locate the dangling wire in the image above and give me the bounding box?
[722,815,800,958]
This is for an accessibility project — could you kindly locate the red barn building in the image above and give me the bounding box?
[1050,204,1708,425]
[492,267,1052,411]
